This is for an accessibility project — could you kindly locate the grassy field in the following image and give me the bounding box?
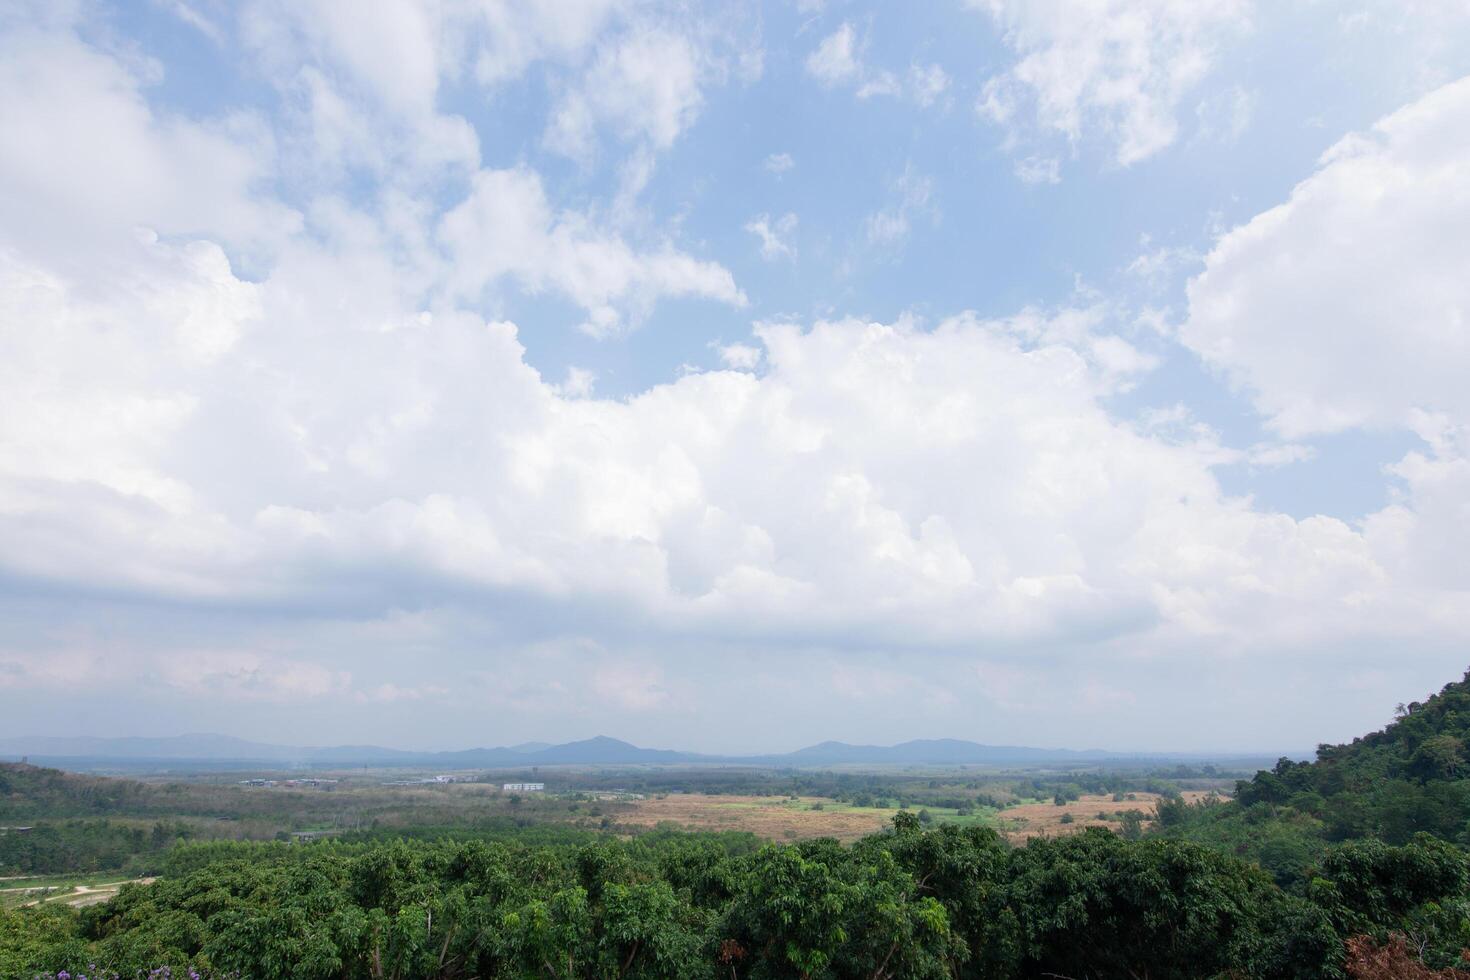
[617,793,1005,841]
[994,790,1218,840]
[615,790,1222,843]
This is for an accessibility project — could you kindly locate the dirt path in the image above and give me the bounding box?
[2,877,154,908]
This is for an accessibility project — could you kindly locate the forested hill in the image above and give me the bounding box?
[1233,669,1470,842]
[0,763,166,819]
[1153,667,1470,888]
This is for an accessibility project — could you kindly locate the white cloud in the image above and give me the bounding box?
[806,23,951,106]
[439,167,745,336]
[865,168,936,247]
[1182,77,1470,599]
[159,652,352,702]
[555,366,598,399]
[6,219,1460,670]
[4,207,1470,746]
[716,342,763,370]
[972,0,1251,165]
[908,62,951,107]
[763,152,795,175]
[1013,155,1061,185]
[1182,76,1470,439]
[855,69,902,100]
[1246,442,1316,469]
[744,212,798,261]
[1127,235,1200,283]
[355,682,450,704]
[1194,84,1255,143]
[0,17,298,266]
[805,22,862,87]
[545,26,707,158]
[468,0,630,86]
[593,664,679,711]
[241,0,482,181]
[156,0,223,43]
[243,2,742,180]
[4,1,1470,749]
[1329,0,1470,96]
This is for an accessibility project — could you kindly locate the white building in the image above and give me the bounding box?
[502,782,545,792]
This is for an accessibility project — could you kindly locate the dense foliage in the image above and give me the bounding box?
[0,767,177,820]
[1238,672,1470,844]
[0,821,198,876]
[6,814,1470,978]
[1156,670,1470,890]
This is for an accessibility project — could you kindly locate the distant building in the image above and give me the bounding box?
[502,782,545,792]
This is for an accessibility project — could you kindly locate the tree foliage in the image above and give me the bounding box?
[7,816,1469,978]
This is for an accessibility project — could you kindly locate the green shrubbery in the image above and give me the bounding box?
[7,816,1470,978]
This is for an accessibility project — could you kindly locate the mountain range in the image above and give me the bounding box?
[0,733,1283,770]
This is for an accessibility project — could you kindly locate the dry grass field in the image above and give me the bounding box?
[996,792,1165,840]
[996,790,1220,842]
[617,794,898,841]
[617,790,1223,843]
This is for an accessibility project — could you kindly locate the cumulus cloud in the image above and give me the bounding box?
[1183,76,1470,439]
[1179,76,1470,604]
[555,366,598,399]
[4,210,1469,745]
[4,2,1470,750]
[972,0,1251,166]
[5,215,1458,674]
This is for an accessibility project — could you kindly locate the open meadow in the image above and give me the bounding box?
[617,793,904,840]
[612,789,1224,842]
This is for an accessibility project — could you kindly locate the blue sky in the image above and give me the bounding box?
[2,0,1470,753]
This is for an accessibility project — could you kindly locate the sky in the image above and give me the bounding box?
[2,0,1470,755]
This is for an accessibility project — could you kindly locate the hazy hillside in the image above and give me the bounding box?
[0,762,167,819]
